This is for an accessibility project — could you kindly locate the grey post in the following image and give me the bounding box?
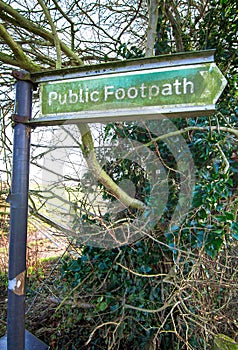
[7,77,32,349]
[0,73,49,349]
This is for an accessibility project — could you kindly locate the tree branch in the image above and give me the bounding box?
[216,143,230,174]
[0,24,41,72]
[0,0,83,66]
[77,124,145,210]
[117,0,143,42]
[144,125,238,146]
[165,1,184,52]
[75,3,118,44]
[29,204,75,236]
[37,0,62,69]
[51,0,76,51]
[0,51,22,68]
[146,0,159,56]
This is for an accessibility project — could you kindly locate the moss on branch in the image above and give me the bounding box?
[77,124,146,211]
[0,24,41,72]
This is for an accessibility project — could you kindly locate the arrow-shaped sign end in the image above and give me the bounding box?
[211,65,228,104]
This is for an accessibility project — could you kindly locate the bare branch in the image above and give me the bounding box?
[0,0,83,66]
[37,0,62,69]
[144,126,238,147]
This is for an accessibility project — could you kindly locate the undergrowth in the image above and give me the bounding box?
[10,239,236,350]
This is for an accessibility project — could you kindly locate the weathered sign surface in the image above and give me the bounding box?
[30,50,227,125]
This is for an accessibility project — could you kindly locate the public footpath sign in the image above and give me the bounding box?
[41,64,225,118]
[29,50,227,126]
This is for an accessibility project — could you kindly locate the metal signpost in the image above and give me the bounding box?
[0,50,227,350]
[0,78,49,349]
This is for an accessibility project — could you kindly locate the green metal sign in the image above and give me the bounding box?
[32,51,227,125]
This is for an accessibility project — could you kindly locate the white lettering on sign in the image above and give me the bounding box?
[149,85,160,99]
[91,90,99,102]
[48,91,57,105]
[47,78,194,107]
[104,85,114,101]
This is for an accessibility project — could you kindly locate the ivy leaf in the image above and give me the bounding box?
[231,222,238,240]
[98,301,108,312]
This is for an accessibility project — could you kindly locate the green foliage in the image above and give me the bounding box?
[55,236,237,349]
[104,115,237,257]
[59,243,184,349]
[117,43,144,59]
[0,271,7,287]
[154,3,171,55]
[57,2,238,348]
[214,334,238,350]
[167,122,237,257]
